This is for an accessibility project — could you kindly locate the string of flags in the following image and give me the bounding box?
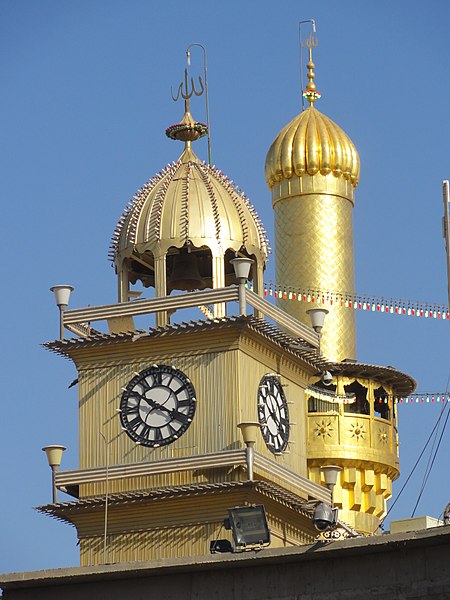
[379,394,450,405]
[306,385,450,406]
[259,282,449,321]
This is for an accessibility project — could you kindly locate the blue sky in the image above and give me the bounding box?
[0,0,449,573]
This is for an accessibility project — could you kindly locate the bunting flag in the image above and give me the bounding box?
[306,385,356,404]
[258,282,449,321]
[382,394,450,405]
[306,387,449,406]
[199,304,214,319]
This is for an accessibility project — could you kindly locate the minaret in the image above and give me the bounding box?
[265,34,360,362]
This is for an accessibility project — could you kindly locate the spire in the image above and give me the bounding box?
[302,32,321,106]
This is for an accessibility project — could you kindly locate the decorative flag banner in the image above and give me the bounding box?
[258,282,449,321]
[382,394,450,405]
[199,304,214,319]
[306,388,449,406]
[306,385,356,404]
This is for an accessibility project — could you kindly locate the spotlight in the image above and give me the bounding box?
[225,505,270,551]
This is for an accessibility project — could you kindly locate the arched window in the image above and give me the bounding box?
[307,380,338,413]
[343,381,370,415]
[374,386,390,420]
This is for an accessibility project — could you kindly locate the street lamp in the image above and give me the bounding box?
[311,465,342,533]
[321,465,342,498]
[237,421,260,481]
[231,257,253,316]
[50,285,74,340]
[306,307,329,354]
[42,445,66,503]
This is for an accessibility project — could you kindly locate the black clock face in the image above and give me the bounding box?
[257,375,290,454]
[120,365,196,447]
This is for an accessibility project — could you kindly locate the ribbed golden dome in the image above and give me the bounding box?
[111,145,268,261]
[265,105,360,190]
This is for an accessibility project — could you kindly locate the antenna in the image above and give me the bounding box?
[186,44,212,165]
[299,19,318,111]
[443,181,450,314]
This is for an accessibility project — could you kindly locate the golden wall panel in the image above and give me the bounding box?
[307,413,398,472]
[78,348,243,494]
[74,489,315,565]
[273,192,356,362]
[306,377,399,534]
[73,326,312,498]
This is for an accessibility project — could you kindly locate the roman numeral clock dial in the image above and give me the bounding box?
[257,375,290,454]
[120,365,196,447]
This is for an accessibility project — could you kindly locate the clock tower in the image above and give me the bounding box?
[39,79,335,565]
[39,48,415,563]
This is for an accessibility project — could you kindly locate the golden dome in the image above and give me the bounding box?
[112,145,268,261]
[111,100,268,311]
[265,105,360,190]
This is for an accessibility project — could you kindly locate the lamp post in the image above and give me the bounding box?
[231,257,253,316]
[42,445,66,503]
[320,464,342,507]
[237,421,260,481]
[306,307,329,354]
[50,285,74,340]
[186,43,212,165]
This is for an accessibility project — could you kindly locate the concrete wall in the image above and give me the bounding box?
[2,527,450,600]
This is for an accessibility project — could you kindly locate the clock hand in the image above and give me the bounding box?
[265,403,280,426]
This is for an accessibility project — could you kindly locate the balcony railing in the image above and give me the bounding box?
[60,285,319,348]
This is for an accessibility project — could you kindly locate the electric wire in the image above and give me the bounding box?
[411,374,450,517]
[410,406,450,517]
[376,411,445,532]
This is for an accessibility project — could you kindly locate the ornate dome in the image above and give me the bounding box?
[265,105,360,190]
[110,108,269,303]
[111,145,269,265]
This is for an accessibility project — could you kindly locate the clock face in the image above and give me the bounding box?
[120,365,196,447]
[257,375,290,454]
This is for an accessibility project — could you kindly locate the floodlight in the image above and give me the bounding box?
[226,505,270,550]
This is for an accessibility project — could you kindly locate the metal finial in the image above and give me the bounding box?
[167,67,208,144]
[303,32,321,105]
[171,68,204,103]
[299,21,321,109]
[186,44,212,165]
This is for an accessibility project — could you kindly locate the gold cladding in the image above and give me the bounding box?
[273,187,356,361]
[306,376,399,534]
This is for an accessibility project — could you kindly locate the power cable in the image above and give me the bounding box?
[411,378,450,517]
[377,411,444,532]
[411,407,450,516]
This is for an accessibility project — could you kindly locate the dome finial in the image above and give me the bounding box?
[166,68,208,145]
[302,32,321,106]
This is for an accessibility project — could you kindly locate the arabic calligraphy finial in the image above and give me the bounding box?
[166,67,208,145]
[171,68,204,110]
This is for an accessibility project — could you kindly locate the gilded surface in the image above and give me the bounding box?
[274,191,356,361]
[306,376,399,534]
[265,106,360,190]
[113,145,268,265]
[74,327,312,496]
